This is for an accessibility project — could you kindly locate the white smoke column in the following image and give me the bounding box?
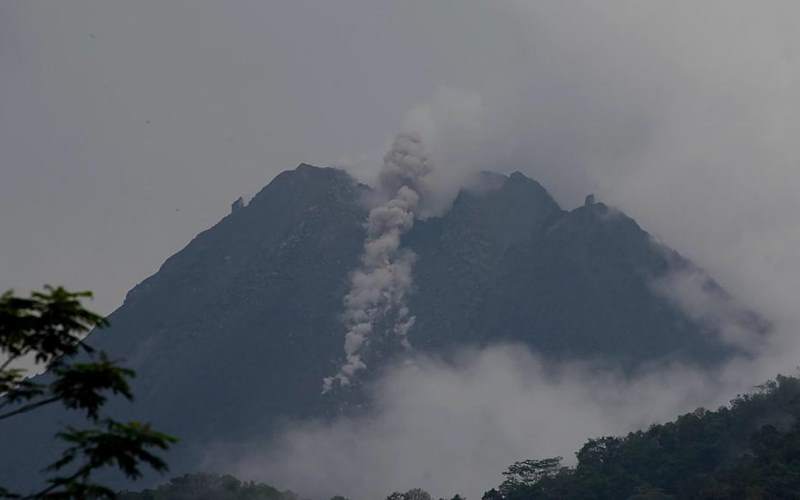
[323,133,432,392]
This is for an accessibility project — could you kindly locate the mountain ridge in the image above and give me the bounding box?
[0,163,762,490]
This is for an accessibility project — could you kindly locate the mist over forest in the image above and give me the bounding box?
[3,2,800,499]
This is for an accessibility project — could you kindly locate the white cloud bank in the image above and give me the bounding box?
[225,346,761,500]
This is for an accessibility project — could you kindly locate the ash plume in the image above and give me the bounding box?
[323,132,432,392]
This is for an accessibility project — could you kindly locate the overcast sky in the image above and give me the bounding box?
[0,1,450,313]
[3,1,800,320]
[5,2,800,498]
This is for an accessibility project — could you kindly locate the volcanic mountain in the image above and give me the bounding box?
[0,164,763,489]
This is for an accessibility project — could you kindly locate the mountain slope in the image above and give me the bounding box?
[0,164,759,490]
[487,375,800,499]
[405,172,734,366]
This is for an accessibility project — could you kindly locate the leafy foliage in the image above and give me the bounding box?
[384,488,465,500]
[0,286,175,499]
[385,489,432,500]
[117,473,301,500]
[486,375,800,499]
[498,457,566,497]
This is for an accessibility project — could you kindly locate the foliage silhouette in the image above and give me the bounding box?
[0,287,175,499]
[486,375,800,499]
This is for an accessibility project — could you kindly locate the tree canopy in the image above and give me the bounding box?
[0,286,175,499]
[485,375,800,499]
[117,473,300,500]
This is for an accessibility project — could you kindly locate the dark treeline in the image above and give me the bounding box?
[120,375,800,500]
[486,375,800,499]
[119,477,465,500]
[117,473,302,500]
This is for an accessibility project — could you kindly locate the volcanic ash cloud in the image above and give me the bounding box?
[323,133,432,393]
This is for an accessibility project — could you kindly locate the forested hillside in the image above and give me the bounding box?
[118,474,302,500]
[118,375,800,500]
[485,375,800,499]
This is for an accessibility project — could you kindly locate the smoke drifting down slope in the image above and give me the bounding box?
[323,133,432,392]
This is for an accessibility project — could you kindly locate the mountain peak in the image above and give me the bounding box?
[0,161,758,491]
[507,170,531,182]
[247,163,359,211]
[294,162,337,174]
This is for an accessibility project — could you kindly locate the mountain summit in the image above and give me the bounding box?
[0,165,761,489]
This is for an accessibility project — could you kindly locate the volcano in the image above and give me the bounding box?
[0,164,764,490]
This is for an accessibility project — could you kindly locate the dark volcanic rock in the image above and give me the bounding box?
[0,164,757,491]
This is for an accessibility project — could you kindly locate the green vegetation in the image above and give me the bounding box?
[485,375,800,499]
[118,473,301,500]
[4,285,796,499]
[112,373,800,499]
[384,489,464,500]
[120,479,470,500]
[0,287,175,499]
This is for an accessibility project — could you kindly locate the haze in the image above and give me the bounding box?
[3,2,800,498]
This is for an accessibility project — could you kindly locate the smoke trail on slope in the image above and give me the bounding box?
[323,133,432,393]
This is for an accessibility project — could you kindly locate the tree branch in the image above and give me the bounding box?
[0,396,59,421]
[21,464,93,499]
[0,354,21,372]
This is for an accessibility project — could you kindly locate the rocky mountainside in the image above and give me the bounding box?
[0,164,759,490]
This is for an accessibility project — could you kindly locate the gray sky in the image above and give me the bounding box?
[1,1,443,313]
[4,1,799,320]
[4,2,800,498]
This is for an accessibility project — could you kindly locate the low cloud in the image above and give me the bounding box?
[225,345,749,500]
[651,265,770,353]
[8,1,800,498]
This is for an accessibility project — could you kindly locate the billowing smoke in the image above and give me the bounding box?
[323,133,432,392]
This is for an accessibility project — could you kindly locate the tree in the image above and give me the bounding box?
[481,489,502,500]
[118,473,300,500]
[498,457,565,497]
[482,375,800,499]
[0,286,176,499]
[386,489,432,500]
